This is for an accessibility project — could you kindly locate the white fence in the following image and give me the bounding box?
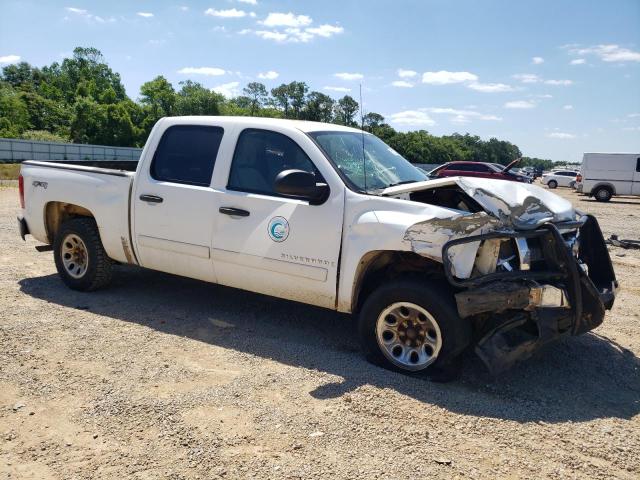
[0,138,142,162]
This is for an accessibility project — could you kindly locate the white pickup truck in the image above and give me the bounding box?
[17,117,617,377]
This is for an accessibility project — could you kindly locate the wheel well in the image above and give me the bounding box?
[352,251,445,313]
[45,202,95,244]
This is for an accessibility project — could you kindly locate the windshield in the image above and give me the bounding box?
[309,131,427,191]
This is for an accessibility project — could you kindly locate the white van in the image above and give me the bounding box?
[577,153,640,201]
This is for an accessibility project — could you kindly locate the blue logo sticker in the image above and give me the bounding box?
[268,216,290,242]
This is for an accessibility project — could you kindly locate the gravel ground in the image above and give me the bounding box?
[1,183,639,479]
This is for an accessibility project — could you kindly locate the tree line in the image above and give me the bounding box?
[0,47,557,169]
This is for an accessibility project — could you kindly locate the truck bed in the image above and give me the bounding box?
[20,160,135,264]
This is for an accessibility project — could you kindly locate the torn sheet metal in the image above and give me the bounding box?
[383,176,576,230]
[403,212,504,279]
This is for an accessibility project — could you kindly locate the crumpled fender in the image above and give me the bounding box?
[403,212,504,279]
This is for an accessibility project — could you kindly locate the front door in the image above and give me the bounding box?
[132,123,225,282]
[211,127,345,309]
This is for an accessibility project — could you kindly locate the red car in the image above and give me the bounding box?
[429,159,532,183]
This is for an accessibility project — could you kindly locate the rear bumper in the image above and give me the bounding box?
[443,215,617,374]
[17,215,29,241]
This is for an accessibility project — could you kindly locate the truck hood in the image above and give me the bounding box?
[382,176,575,230]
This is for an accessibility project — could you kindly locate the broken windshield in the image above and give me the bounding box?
[309,131,427,192]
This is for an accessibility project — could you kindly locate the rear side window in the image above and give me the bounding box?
[151,125,224,186]
[228,128,320,196]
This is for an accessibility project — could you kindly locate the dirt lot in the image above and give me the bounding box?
[1,183,639,479]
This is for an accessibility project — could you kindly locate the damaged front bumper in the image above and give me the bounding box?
[442,214,617,374]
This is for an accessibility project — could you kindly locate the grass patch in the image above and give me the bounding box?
[0,163,21,180]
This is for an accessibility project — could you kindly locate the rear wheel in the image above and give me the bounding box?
[547,180,558,189]
[53,218,113,291]
[593,186,612,202]
[358,279,471,379]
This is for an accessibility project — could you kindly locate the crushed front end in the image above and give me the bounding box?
[442,214,617,374]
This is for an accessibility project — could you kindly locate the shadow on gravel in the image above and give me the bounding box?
[19,267,640,424]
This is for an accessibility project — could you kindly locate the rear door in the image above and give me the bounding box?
[132,123,226,282]
[210,127,345,309]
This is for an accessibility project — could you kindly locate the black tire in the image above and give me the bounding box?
[53,217,113,291]
[358,279,471,379]
[593,186,612,202]
[547,180,558,189]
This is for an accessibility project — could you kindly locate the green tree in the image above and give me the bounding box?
[303,91,335,122]
[334,95,359,126]
[175,80,221,116]
[363,112,385,130]
[243,82,268,115]
[270,84,290,117]
[0,83,30,137]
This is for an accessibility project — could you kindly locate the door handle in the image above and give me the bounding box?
[140,194,163,203]
[219,207,250,217]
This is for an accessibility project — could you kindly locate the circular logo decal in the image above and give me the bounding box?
[268,216,290,242]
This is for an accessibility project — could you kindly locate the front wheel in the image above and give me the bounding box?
[358,279,471,378]
[547,180,558,189]
[53,217,113,291]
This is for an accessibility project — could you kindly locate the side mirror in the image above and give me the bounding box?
[274,169,329,205]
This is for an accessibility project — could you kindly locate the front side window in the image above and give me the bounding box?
[309,131,427,191]
[228,129,320,196]
[151,125,224,186]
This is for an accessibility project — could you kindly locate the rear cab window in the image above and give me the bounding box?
[151,125,224,186]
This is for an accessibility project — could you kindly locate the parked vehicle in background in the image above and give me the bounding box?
[576,153,640,202]
[16,116,617,377]
[429,160,532,183]
[540,170,579,189]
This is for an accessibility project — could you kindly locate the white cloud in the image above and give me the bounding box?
[570,44,640,63]
[247,17,342,43]
[66,7,87,14]
[334,72,363,81]
[513,73,541,83]
[261,12,312,27]
[323,86,351,93]
[237,0,257,4]
[570,58,586,65]
[389,110,436,127]
[628,113,640,118]
[255,30,288,41]
[205,8,247,18]
[623,126,640,132]
[504,100,536,109]
[0,54,20,64]
[397,69,417,78]
[536,94,553,98]
[212,81,240,98]
[544,79,573,86]
[391,80,414,88]
[467,82,514,93]
[64,6,112,23]
[425,107,502,124]
[177,67,226,76]
[137,12,153,18]
[180,6,189,11]
[532,56,544,64]
[563,105,574,110]
[258,70,279,80]
[422,70,478,85]
[306,24,343,37]
[547,132,575,139]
